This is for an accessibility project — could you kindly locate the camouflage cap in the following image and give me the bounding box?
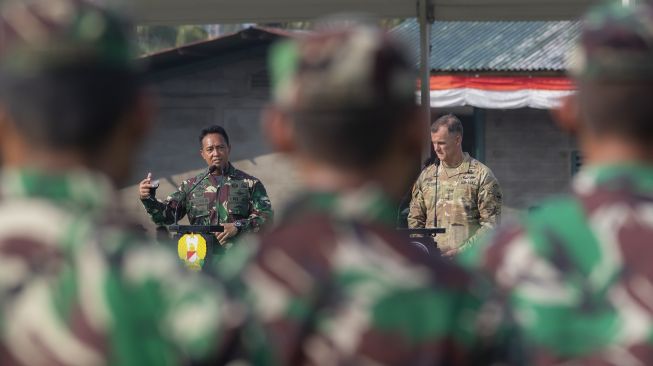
[269,23,415,112]
[569,1,653,80]
[0,0,137,74]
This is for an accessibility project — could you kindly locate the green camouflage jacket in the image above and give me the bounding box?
[459,164,653,364]
[221,186,515,365]
[141,163,272,239]
[0,168,230,365]
[408,153,502,253]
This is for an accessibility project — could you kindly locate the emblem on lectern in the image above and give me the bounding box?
[177,234,207,271]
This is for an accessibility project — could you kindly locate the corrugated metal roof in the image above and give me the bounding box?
[392,19,581,72]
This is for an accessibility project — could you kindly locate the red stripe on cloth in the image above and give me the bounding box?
[419,76,576,91]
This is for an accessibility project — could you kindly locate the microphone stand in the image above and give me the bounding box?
[434,159,439,228]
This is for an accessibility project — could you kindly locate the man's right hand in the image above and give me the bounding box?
[139,172,154,199]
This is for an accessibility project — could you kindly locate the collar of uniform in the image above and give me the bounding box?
[0,168,115,212]
[573,162,653,195]
[224,162,237,177]
[441,152,472,175]
[460,152,472,173]
[200,163,236,184]
[208,163,236,178]
[282,185,397,226]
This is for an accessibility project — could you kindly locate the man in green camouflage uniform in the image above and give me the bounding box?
[459,2,653,364]
[408,114,502,256]
[0,0,232,364]
[139,125,272,248]
[222,22,515,365]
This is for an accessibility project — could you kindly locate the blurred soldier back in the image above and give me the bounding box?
[220,20,517,365]
[459,1,653,364]
[0,0,231,365]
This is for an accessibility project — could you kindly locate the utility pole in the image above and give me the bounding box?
[418,0,434,161]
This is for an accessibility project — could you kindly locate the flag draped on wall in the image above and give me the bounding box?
[419,76,575,109]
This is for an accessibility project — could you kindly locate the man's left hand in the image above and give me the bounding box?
[215,223,238,245]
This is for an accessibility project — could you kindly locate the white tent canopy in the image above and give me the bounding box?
[132,0,597,25]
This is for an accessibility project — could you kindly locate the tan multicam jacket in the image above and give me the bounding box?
[408,153,502,252]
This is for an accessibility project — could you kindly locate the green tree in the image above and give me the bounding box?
[136,25,177,54]
[262,18,405,30]
[136,25,210,55]
[176,25,208,45]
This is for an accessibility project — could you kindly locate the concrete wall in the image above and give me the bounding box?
[484,108,577,216]
[119,49,302,233]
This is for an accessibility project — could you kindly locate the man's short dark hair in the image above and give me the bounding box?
[0,64,141,152]
[292,102,416,169]
[199,125,230,147]
[289,35,417,170]
[269,23,419,170]
[431,114,463,136]
[579,81,653,144]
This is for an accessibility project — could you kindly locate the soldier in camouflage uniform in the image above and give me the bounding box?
[0,0,232,364]
[458,2,653,364]
[408,114,502,256]
[222,22,515,365]
[139,125,272,249]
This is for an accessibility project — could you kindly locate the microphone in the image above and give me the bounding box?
[149,179,160,198]
[174,165,218,226]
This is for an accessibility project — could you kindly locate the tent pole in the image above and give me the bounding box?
[418,0,433,161]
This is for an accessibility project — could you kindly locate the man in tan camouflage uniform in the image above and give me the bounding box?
[219,22,517,365]
[408,114,502,256]
[0,0,233,364]
[459,1,653,364]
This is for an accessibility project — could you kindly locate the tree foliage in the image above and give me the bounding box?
[136,19,405,55]
[137,25,209,54]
